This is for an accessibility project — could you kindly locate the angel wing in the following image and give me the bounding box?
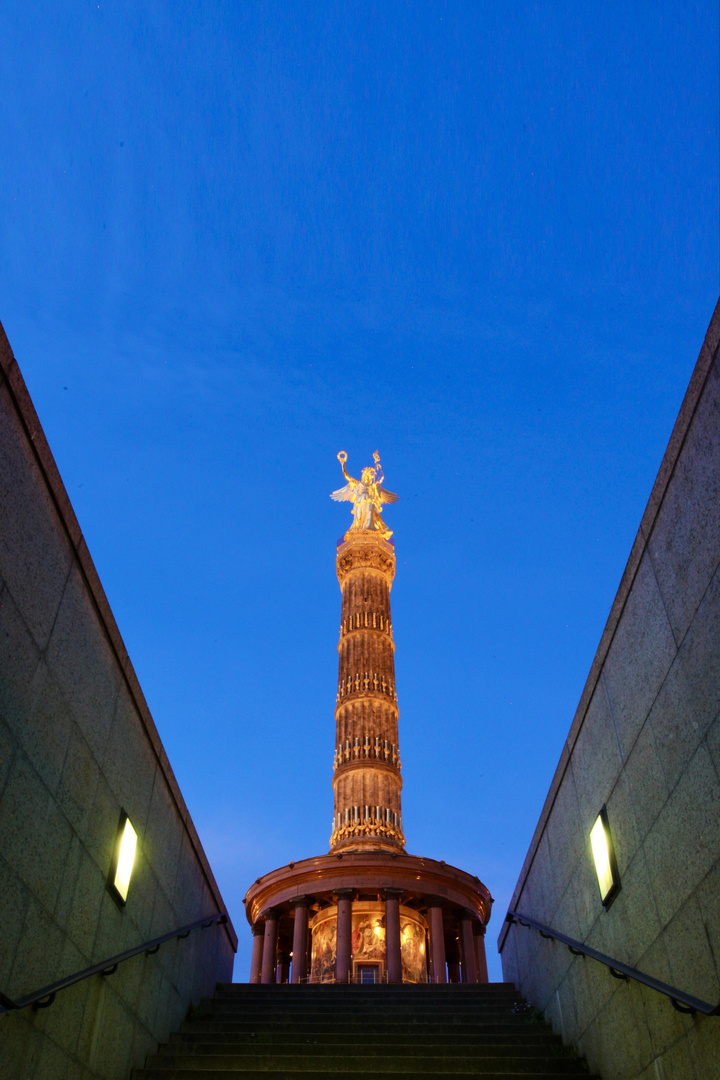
[330,482,357,502]
[376,485,399,504]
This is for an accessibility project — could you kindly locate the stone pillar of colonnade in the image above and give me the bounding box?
[426,926,434,982]
[459,913,478,983]
[335,890,354,983]
[260,911,279,984]
[384,890,403,983]
[290,898,310,984]
[249,922,265,983]
[277,946,291,984]
[474,923,489,984]
[428,906,447,984]
[446,927,461,983]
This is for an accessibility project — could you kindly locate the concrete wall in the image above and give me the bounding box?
[0,322,237,1080]
[499,299,720,1080]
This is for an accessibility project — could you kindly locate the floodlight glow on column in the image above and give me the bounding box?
[108,811,138,906]
[590,805,620,908]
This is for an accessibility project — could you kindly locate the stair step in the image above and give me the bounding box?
[211,989,520,997]
[170,1035,559,1048]
[210,998,522,1008]
[212,996,522,1006]
[137,1060,593,1076]
[212,989,518,993]
[159,1045,570,1059]
[136,1075,593,1080]
[202,1006,528,1015]
[177,1023,542,1037]
[132,984,597,1080]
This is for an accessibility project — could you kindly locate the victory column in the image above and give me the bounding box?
[244,453,492,985]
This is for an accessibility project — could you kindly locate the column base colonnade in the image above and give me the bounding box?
[243,850,493,986]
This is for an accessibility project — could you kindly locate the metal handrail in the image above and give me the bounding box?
[507,909,720,1017]
[0,913,227,1016]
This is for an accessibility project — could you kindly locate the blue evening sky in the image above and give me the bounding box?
[1,3,717,981]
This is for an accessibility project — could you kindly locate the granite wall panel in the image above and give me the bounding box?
[0,322,237,1080]
[499,300,720,1080]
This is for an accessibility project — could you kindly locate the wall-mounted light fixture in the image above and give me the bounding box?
[590,805,620,909]
[108,810,138,907]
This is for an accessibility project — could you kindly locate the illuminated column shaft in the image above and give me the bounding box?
[331,532,404,853]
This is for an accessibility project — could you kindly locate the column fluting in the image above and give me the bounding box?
[330,533,404,853]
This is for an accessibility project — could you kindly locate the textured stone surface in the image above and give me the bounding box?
[0,583,42,729]
[44,564,122,767]
[142,774,185,899]
[649,563,720,791]
[663,893,720,1005]
[648,359,720,645]
[569,682,623,826]
[604,765,641,877]
[0,854,29,985]
[20,662,74,799]
[566,831,602,940]
[544,768,584,912]
[0,714,15,797]
[0,750,75,904]
[622,718,668,843]
[694,856,720,987]
[602,550,677,762]
[0,382,74,651]
[102,684,157,837]
[604,847,661,966]
[643,743,720,926]
[500,301,720,1080]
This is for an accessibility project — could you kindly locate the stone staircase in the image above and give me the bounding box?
[133,983,597,1078]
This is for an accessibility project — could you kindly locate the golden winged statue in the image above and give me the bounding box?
[331,450,399,541]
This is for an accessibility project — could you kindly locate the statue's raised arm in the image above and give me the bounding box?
[372,450,399,506]
[330,452,358,504]
[330,451,398,541]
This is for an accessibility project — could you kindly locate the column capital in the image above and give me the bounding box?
[334,888,355,900]
[289,895,311,908]
[382,888,403,900]
[252,922,266,937]
[336,532,396,589]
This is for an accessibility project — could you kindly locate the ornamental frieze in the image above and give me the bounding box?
[336,545,396,586]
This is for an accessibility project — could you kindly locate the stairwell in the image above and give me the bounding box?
[133,983,598,1078]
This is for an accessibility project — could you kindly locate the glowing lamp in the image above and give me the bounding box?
[590,806,620,908]
[108,811,138,906]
